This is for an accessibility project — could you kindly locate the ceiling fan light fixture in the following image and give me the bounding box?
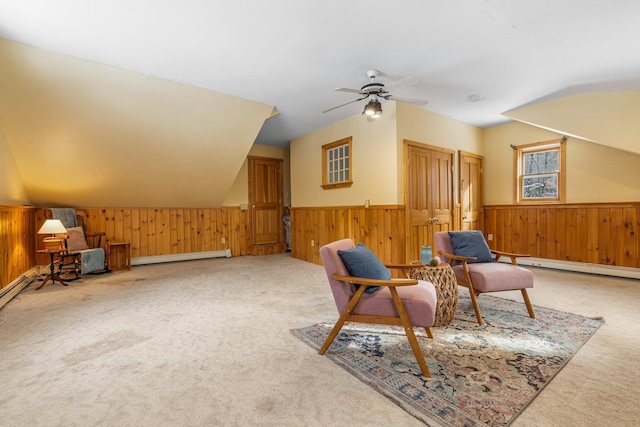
[362,99,383,118]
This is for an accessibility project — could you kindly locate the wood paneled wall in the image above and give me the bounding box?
[290,205,407,265]
[35,207,251,260]
[0,206,37,288]
[291,203,640,270]
[484,203,640,268]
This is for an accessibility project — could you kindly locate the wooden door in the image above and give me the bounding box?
[431,150,453,232]
[405,141,453,262]
[249,157,285,253]
[459,151,484,231]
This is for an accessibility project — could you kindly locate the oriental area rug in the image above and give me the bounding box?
[291,294,603,427]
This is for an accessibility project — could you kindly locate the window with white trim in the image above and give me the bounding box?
[322,137,353,189]
[514,138,566,203]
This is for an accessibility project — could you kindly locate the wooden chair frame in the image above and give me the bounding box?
[318,266,435,378]
[439,249,535,325]
[44,209,107,279]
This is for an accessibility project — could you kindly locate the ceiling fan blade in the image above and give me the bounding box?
[382,76,418,92]
[335,87,366,94]
[322,96,368,113]
[384,94,428,105]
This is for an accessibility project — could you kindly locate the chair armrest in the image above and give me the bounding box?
[385,263,421,270]
[391,262,437,279]
[332,274,418,287]
[84,231,105,249]
[491,249,530,258]
[439,251,476,263]
[490,250,530,264]
[384,263,425,279]
[85,232,106,237]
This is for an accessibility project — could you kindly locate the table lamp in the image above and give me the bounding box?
[38,219,67,250]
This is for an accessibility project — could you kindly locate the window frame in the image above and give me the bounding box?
[513,138,566,204]
[321,136,353,190]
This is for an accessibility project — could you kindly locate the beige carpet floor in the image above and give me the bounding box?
[1,254,639,426]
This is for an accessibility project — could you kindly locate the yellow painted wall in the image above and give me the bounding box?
[396,102,484,154]
[223,144,291,207]
[0,125,30,205]
[396,102,484,202]
[291,102,485,208]
[291,102,399,207]
[0,38,273,208]
[483,121,640,205]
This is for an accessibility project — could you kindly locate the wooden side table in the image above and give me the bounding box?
[408,263,459,326]
[106,242,131,271]
[36,249,69,290]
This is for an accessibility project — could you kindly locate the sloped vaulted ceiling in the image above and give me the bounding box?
[0,39,273,208]
[504,91,640,155]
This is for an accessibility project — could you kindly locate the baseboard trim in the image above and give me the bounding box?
[127,250,640,279]
[0,269,39,309]
[502,257,640,279]
[132,249,232,266]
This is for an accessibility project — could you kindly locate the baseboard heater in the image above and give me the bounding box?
[131,249,232,266]
[500,257,640,280]
[0,269,39,310]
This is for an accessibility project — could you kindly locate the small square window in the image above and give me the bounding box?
[322,137,353,190]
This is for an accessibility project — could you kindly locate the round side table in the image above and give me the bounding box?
[408,263,459,327]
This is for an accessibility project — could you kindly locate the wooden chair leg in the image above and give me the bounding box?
[389,287,431,378]
[318,287,367,355]
[521,289,535,319]
[468,289,484,325]
[462,267,484,325]
[425,327,434,339]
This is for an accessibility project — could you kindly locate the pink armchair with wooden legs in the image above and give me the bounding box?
[318,239,437,378]
[434,230,535,325]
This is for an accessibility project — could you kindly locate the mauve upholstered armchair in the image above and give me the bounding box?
[318,239,438,377]
[434,230,535,325]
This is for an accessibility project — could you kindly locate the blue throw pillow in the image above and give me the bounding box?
[448,231,495,263]
[338,243,390,294]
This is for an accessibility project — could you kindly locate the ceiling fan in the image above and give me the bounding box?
[323,69,428,118]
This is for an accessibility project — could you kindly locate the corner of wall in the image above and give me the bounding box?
[0,124,30,205]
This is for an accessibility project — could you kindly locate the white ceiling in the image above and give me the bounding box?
[2,0,640,148]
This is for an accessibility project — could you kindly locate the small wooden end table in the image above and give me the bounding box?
[36,249,69,290]
[106,242,131,271]
[408,262,459,326]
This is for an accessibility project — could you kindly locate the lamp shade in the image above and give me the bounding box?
[38,219,67,235]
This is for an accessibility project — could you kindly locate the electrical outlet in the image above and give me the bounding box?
[365,199,370,208]
[487,234,493,241]
[311,240,315,247]
[221,237,226,244]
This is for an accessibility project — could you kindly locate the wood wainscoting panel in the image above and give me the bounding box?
[484,203,640,268]
[290,205,407,266]
[36,207,251,260]
[0,206,37,289]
